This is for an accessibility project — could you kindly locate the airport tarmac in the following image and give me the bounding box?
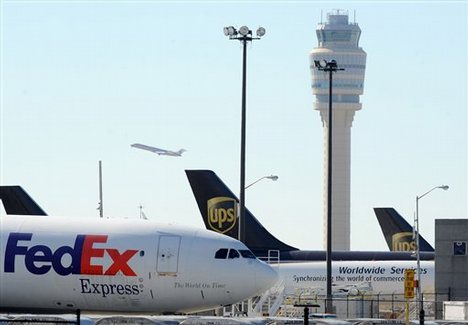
[2,314,468,325]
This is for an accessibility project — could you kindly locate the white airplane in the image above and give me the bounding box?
[185,170,436,298]
[131,143,186,157]
[276,260,434,297]
[0,215,277,314]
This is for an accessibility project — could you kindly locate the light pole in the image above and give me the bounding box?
[224,25,266,242]
[314,59,344,314]
[245,175,279,189]
[98,160,103,218]
[415,184,449,324]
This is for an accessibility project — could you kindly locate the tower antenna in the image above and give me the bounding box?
[354,10,356,24]
[98,160,103,218]
[320,10,323,24]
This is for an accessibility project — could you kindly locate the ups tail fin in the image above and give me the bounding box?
[185,170,297,253]
[374,207,433,252]
[0,186,47,216]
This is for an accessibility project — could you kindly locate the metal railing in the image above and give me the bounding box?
[274,291,452,320]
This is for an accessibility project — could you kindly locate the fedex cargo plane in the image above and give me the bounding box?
[0,214,277,314]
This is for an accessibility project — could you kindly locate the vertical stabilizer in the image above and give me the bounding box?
[185,170,297,253]
[374,207,433,252]
[0,186,47,216]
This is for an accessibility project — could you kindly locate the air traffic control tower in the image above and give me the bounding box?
[309,10,366,250]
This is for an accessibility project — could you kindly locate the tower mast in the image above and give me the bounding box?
[310,10,367,250]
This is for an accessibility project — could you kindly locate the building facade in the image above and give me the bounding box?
[435,219,468,300]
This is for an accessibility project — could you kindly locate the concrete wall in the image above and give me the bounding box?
[435,219,468,302]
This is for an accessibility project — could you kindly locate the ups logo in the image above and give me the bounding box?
[392,232,416,251]
[207,197,237,234]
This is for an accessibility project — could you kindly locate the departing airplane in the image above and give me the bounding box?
[0,198,277,314]
[131,143,186,157]
[185,170,435,297]
[185,170,435,262]
[374,207,434,252]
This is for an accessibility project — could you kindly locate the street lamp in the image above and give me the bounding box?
[314,59,344,314]
[224,26,266,243]
[415,184,449,324]
[245,175,279,189]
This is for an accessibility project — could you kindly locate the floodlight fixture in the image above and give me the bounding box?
[256,27,266,37]
[223,26,237,37]
[239,26,250,36]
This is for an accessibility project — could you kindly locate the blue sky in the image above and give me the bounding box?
[1,1,466,251]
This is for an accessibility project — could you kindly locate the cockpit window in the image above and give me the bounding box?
[228,249,240,259]
[215,248,228,259]
[239,249,256,259]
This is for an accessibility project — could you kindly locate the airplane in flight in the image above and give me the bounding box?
[0,191,277,314]
[185,170,435,296]
[374,207,434,252]
[131,143,186,157]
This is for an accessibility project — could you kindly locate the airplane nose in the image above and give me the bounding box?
[255,261,279,294]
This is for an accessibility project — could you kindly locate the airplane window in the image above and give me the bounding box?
[228,249,240,259]
[215,248,228,259]
[239,250,256,259]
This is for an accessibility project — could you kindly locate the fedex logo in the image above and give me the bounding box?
[4,233,138,276]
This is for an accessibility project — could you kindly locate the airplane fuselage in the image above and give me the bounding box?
[0,216,277,314]
[275,260,433,297]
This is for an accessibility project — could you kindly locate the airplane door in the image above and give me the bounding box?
[157,235,181,275]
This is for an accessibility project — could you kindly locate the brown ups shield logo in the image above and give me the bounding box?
[207,197,237,234]
[392,232,417,251]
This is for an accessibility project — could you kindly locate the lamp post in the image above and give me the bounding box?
[245,175,279,189]
[415,184,449,324]
[314,59,344,314]
[224,25,266,242]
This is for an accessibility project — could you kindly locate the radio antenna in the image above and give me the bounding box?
[98,160,103,218]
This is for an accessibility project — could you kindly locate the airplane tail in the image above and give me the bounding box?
[178,149,187,155]
[374,207,433,252]
[0,186,47,216]
[185,170,298,254]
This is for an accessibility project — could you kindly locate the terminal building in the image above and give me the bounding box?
[309,10,367,250]
[435,219,468,319]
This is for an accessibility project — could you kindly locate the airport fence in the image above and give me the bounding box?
[275,292,453,320]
